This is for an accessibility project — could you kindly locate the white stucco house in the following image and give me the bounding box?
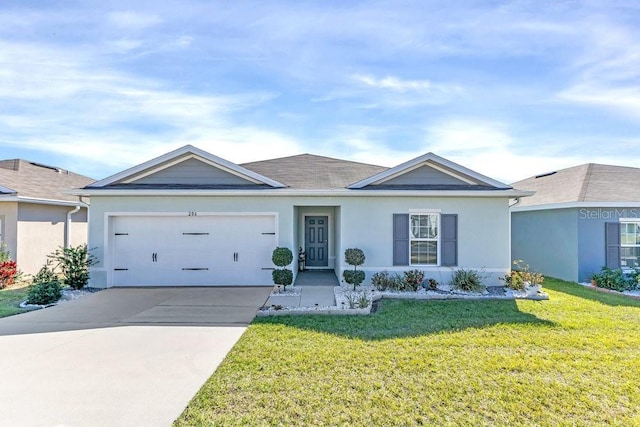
[74,145,531,288]
[0,159,93,275]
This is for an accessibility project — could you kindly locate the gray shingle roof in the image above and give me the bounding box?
[0,159,94,202]
[511,163,640,207]
[241,154,388,189]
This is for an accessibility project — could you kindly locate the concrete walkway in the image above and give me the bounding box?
[266,270,338,307]
[0,287,271,427]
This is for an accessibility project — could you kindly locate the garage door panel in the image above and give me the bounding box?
[112,215,276,286]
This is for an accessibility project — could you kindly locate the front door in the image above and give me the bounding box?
[305,216,328,267]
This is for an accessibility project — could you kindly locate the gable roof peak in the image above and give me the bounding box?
[348,151,511,189]
[88,144,286,189]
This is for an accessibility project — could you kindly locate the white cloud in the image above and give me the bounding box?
[353,75,433,92]
[426,120,513,153]
[107,11,162,30]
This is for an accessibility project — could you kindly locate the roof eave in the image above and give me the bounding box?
[513,201,640,212]
[0,195,84,207]
[71,188,533,198]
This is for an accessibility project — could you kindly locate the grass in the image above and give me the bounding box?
[176,278,640,426]
[0,282,29,318]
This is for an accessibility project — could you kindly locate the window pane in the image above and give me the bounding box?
[411,241,437,265]
[410,214,438,239]
[621,247,640,268]
[621,223,635,245]
[621,222,640,246]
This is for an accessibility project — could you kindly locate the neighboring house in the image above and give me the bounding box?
[0,159,94,275]
[74,145,530,288]
[511,163,640,283]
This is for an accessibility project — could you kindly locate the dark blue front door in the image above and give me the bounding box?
[305,216,328,267]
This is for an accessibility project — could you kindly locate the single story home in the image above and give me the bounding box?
[74,145,531,288]
[511,163,640,283]
[0,159,94,275]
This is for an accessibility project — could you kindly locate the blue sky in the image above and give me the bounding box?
[1,1,639,183]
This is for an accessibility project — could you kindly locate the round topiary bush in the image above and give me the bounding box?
[272,269,293,288]
[343,248,366,290]
[272,247,293,268]
[344,248,365,267]
[272,247,294,290]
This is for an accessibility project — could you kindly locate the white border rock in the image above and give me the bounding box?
[20,288,100,309]
[257,284,549,316]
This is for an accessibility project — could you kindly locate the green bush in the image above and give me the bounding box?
[371,271,391,291]
[403,269,425,291]
[272,247,293,268]
[343,248,366,290]
[593,267,638,291]
[272,269,293,288]
[343,270,365,290]
[49,244,97,290]
[27,265,62,305]
[450,268,485,293]
[344,248,365,267]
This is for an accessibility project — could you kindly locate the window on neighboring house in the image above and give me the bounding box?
[620,221,640,268]
[409,213,439,265]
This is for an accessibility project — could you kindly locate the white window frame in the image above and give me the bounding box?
[409,211,441,266]
[620,218,640,269]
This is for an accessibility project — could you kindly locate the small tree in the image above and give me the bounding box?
[272,247,294,291]
[343,248,365,291]
[49,244,98,290]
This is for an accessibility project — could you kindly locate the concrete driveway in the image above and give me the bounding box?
[0,287,272,427]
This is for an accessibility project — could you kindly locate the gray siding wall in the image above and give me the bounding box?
[133,158,255,186]
[511,209,579,282]
[577,207,640,282]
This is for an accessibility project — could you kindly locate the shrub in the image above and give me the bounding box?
[0,260,17,289]
[594,267,637,291]
[403,269,425,291]
[343,248,366,290]
[271,247,294,290]
[27,265,62,305]
[388,273,407,291]
[371,271,391,291]
[357,292,370,309]
[344,248,365,267]
[0,242,18,289]
[503,260,545,291]
[343,270,365,290]
[451,268,485,293]
[272,269,293,289]
[272,247,294,268]
[49,244,97,290]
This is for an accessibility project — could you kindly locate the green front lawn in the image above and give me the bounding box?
[176,278,640,426]
[0,283,29,318]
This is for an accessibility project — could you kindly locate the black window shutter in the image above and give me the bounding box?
[605,222,621,269]
[441,214,458,267]
[393,214,409,266]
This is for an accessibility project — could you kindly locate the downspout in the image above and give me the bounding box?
[509,197,521,208]
[65,197,89,248]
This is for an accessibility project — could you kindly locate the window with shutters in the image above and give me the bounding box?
[409,213,439,265]
[620,221,640,268]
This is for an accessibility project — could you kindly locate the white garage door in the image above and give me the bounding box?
[111,215,276,286]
